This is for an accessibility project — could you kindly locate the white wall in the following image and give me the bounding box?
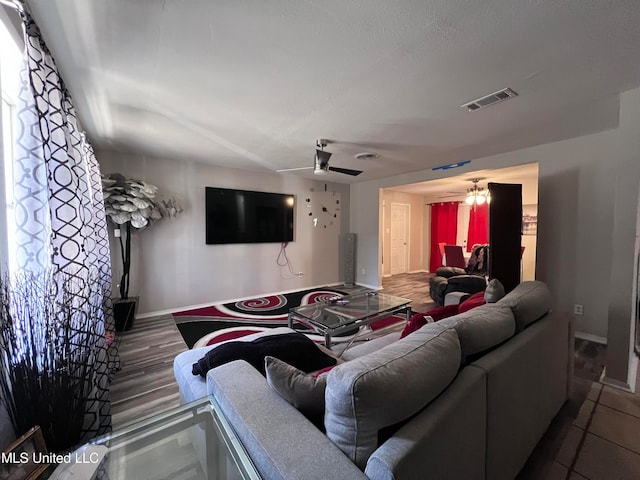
[604,87,640,389]
[98,151,350,315]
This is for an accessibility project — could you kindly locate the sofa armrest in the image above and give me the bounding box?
[207,360,367,480]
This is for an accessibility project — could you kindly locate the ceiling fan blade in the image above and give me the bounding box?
[324,139,405,151]
[328,166,363,176]
[276,166,314,173]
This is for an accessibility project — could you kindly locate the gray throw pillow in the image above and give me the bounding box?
[484,278,506,303]
[264,356,330,428]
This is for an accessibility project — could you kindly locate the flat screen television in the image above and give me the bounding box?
[205,187,295,244]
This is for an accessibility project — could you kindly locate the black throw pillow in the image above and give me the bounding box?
[191,332,337,378]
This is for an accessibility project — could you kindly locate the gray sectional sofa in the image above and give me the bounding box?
[173,281,573,480]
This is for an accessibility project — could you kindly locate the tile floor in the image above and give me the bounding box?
[551,369,640,480]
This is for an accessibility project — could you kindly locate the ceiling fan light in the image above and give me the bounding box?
[465,194,475,205]
[314,167,328,175]
[476,195,486,205]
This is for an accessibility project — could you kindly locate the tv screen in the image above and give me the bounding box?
[205,187,295,244]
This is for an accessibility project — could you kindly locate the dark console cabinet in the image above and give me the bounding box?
[488,182,523,294]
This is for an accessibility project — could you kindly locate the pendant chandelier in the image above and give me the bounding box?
[465,179,490,205]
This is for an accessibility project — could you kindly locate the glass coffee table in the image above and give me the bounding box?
[288,290,412,348]
[50,397,261,480]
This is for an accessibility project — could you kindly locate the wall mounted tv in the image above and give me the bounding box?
[205,187,295,244]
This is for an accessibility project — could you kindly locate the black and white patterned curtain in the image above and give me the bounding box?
[5,0,115,441]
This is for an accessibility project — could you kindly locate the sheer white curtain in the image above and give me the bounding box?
[6,0,114,441]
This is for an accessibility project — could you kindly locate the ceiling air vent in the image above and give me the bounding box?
[461,88,518,112]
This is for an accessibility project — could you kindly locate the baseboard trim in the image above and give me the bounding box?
[384,270,429,277]
[137,282,347,319]
[574,331,607,345]
[600,370,634,393]
[357,282,382,291]
[599,354,638,394]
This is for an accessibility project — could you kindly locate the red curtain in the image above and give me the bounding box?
[467,202,489,252]
[430,202,458,272]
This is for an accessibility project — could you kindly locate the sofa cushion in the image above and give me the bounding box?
[324,323,461,470]
[264,356,331,429]
[192,331,336,377]
[339,332,402,361]
[484,278,506,303]
[458,291,486,314]
[439,303,515,358]
[497,281,552,332]
[174,327,296,403]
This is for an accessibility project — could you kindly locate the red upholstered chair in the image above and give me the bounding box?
[444,245,466,269]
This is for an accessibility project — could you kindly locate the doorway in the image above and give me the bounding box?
[378,163,539,284]
[390,203,410,275]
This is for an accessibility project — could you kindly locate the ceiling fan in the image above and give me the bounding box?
[277,139,363,176]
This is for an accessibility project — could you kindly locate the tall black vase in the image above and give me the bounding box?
[113,297,138,332]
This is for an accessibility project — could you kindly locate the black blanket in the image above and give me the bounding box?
[192,332,337,377]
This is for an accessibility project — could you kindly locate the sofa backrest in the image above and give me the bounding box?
[497,280,552,332]
[439,303,515,358]
[324,322,461,470]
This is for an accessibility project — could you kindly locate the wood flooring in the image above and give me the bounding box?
[381,271,437,313]
[110,313,186,427]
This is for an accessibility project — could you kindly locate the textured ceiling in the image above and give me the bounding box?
[26,0,640,183]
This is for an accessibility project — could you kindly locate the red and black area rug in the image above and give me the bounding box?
[173,287,350,348]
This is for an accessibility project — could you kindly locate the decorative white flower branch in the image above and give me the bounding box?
[102,173,183,229]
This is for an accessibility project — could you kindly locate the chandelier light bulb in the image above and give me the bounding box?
[465,179,490,205]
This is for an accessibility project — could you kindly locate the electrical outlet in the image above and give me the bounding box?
[114,228,121,238]
[361,268,366,275]
[574,304,584,315]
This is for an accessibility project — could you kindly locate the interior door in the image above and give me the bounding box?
[488,183,522,293]
[390,203,410,275]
